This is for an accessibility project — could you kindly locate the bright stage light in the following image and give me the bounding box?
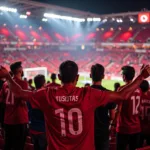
[20,15,27,19]
[93,18,101,22]
[44,13,85,22]
[26,11,31,16]
[0,6,17,13]
[117,18,123,23]
[87,18,93,22]
[42,18,48,22]
[102,19,107,23]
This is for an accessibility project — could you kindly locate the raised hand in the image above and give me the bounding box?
[140,65,150,79]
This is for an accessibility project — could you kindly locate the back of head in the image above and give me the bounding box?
[10,61,22,75]
[51,73,56,81]
[28,79,32,84]
[85,83,90,87]
[91,64,104,82]
[140,80,149,93]
[59,60,78,84]
[114,82,121,91]
[121,66,135,81]
[34,74,45,89]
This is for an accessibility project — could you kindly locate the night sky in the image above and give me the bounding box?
[33,0,150,14]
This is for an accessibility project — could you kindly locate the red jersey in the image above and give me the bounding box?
[140,93,150,134]
[116,88,142,134]
[1,78,28,124]
[30,85,110,150]
[46,82,61,89]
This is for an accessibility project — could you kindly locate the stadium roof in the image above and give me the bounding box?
[1,0,150,21]
[5,0,100,17]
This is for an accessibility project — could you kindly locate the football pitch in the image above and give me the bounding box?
[47,76,124,91]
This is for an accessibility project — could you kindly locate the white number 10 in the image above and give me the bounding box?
[55,108,83,137]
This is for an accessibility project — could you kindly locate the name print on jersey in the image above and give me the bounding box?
[56,96,78,102]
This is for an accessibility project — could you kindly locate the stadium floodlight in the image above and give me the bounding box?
[120,19,123,23]
[44,13,85,22]
[26,11,31,16]
[87,18,93,22]
[0,6,17,13]
[42,18,48,22]
[102,19,107,23]
[20,15,27,19]
[93,18,101,22]
[116,18,123,23]
[112,18,115,21]
[72,17,85,22]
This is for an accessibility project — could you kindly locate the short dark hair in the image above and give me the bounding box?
[59,60,78,83]
[51,73,56,80]
[121,66,135,81]
[34,74,45,89]
[85,83,90,87]
[28,79,33,84]
[10,61,22,74]
[140,80,149,93]
[114,82,121,91]
[91,64,104,82]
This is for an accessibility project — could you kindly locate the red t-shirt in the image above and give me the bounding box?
[1,78,29,125]
[140,93,150,134]
[116,88,142,134]
[29,85,110,150]
[46,82,61,89]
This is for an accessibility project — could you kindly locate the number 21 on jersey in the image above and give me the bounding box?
[55,108,83,137]
[6,88,14,105]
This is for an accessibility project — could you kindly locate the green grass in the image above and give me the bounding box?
[47,76,124,91]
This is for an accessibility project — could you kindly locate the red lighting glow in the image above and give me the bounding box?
[86,33,96,41]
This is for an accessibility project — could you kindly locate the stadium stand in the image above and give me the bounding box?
[1,49,149,76]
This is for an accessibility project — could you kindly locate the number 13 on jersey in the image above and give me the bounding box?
[55,108,83,137]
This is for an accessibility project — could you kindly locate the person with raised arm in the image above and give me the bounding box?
[0,61,150,150]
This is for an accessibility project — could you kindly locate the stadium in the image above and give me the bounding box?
[0,0,150,89]
[0,0,150,150]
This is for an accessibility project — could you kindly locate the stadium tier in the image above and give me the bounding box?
[0,26,150,43]
[1,49,149,76]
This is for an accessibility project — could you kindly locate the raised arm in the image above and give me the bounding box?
[108,65,150,103]
[0,66,32,98]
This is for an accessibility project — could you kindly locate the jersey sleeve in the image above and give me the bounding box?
[29,88,47,110]
[90,87,110,108]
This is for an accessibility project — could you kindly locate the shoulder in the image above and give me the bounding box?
[117,85,125,92]
[33,88,47,99]
[91,85,109,91]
